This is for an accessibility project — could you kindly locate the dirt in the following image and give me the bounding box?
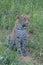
[20,55,32,62]
[20,52,37,64]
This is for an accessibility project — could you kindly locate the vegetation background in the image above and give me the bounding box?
[0,0,43,65]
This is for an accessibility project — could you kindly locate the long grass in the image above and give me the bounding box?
[0,0,43,65]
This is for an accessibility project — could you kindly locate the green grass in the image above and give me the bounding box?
[0,0,43,65]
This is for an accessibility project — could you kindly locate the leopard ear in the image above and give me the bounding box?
[17,14,23,20]
[26,14,31,21]
[17,16,19,19]
[17,16,20,19]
